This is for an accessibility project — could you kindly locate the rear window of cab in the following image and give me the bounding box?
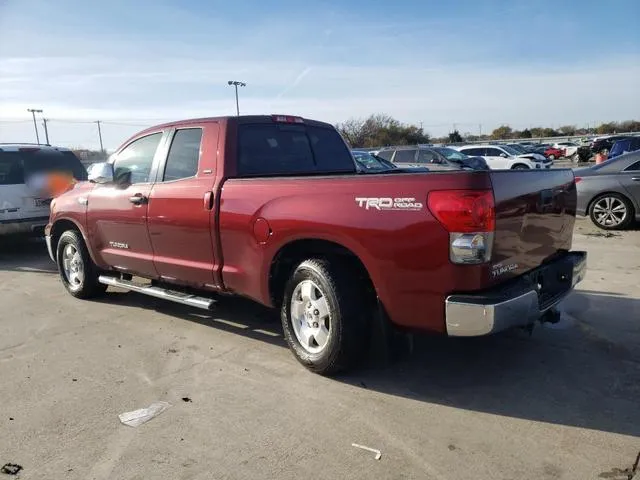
[0,149,87,185]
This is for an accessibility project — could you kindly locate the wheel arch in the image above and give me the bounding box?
[50,218,99,265]
[268,238,376,309]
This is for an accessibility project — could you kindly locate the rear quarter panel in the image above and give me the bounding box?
[218,172,494,333]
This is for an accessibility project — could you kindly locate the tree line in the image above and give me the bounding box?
[336,115,640,148]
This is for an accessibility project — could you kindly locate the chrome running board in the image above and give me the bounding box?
[98,275,216,310]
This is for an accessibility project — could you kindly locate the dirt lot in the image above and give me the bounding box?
[0,218,638,480]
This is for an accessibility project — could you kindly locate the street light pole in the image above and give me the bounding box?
[42,118,50,144]
[95,121,104,153]
[27,108,43,143]
[227,80,246,116]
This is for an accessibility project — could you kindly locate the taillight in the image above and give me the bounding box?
[574,177,582,184]
[271,114,304,124]
[428,189,495,264]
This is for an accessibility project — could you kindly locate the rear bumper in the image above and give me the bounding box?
[445,251,587,336]
[0,216,49,236]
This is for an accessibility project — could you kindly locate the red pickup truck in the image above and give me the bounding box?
[45,115,587,375]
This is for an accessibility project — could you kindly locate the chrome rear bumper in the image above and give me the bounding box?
[445,251,587,336]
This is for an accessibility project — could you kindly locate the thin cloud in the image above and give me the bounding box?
[275,67,312,100]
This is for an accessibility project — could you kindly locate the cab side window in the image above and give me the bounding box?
[163,128,202,181]
[113,133,162,185]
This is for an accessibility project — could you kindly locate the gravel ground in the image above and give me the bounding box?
[0,217,638,480]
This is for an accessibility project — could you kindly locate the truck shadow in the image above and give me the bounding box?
[94,288,640,439]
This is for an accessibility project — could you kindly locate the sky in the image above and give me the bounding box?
[1,0,639,150]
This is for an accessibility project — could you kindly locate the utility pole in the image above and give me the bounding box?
[27,108,43,143]
[95,121,104,153]
[227,80,246,116]
[42,118,50,144]
[479,123,482,137]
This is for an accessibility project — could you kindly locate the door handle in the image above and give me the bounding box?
[129,194,148,205]
[203,191,214,210]
[632,177,640,181]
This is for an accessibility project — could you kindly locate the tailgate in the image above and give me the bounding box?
[488,169,576,282]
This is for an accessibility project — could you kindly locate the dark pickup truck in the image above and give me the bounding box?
[45,115,587,375]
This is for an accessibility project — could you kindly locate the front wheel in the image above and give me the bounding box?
[281,259,369,375]
[56,230,107,299]
[548,154,555,160]
[512,164,529,170]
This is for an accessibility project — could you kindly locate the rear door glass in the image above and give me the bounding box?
[417,150,441,164]
[0,152,25,185]
[462,148,485,156]
[393,149,417,163]
[237,124,355,176]
[0,149,87,185]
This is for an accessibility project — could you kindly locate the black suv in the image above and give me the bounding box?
[591,135,633,154]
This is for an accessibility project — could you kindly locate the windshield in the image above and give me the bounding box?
[352,151,394,171]
[433,147,468,160]
[507,144,525,153]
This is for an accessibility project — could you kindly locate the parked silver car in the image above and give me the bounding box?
[575,151,640,229]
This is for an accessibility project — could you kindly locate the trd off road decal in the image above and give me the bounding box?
[355,197,423,211]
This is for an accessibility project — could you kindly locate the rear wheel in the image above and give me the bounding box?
[548,154,556,160]
[281,259,370,375]
[56,230,107,298]
[571,153,580,164]
[589,193,634,230]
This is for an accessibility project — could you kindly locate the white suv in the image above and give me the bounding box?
[453,144,552,170]
[0,144,87,236]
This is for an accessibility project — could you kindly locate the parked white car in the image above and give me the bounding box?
[553,142,579,157]
[0,144,87,236]
[453,144,553,170]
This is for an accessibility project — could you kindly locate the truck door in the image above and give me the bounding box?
[619,158,640,213]
[147,123,220,288]
[86,132,165,278]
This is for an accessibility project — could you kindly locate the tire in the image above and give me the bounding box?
[281,258,369,375]
[588,193,634,230]
[56,230,107,299]
[548,154,555,160]
[512,164,529,170]
[571,153,580,164]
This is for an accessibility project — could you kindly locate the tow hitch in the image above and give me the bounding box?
[540,306,562,324]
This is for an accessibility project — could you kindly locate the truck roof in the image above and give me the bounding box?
[138,115,335,133]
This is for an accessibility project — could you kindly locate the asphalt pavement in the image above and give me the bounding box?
[0,218,638,480]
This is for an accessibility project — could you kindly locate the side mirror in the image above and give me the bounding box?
[88,162,115,184]
[500,153,508,158]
